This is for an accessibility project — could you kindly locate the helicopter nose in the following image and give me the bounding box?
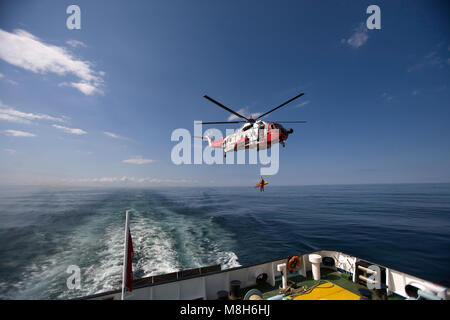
[287,128,293,134]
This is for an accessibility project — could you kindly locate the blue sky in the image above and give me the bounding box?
[0,0,449,186]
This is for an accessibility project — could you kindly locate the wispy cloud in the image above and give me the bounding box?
[380,92,393,101]
[0,29,104,95]
[0,73,18,85]
[66,39,86,48]
[0,100,65,124]
[227,108,261,121]
[103,131,130,140]
[122,156,155,165]
[295,100,310,108]
[62,176,195,185]
[4,129,36,137]
[341,23,369,49]
[52,124,87,135]
[407,42,450,72]
[103,131,120,139]
[58,81,100,96]
[435,84,448,92]
[5,79,18,85]
[4,148,16,155]
[408,51,445,72]
[75,150,93,155]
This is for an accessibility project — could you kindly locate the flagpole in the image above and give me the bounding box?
[121,210,130,300]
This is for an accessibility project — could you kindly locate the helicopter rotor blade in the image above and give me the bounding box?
[272,121,307,124]
[195,121,246,125]
[202,95,249,121]
[255,92,304,120]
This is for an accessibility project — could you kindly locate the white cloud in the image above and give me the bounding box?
[103,131,120,139]
[381,92,393,101]
[75,150,93,155]
[227,108,262,121]
[295,100,310,108]
[103,131,131,140]
[63,176,194,184]
[342,23,369,49]
[5,79,18,85]
[122,156,155,165]
[408,50,448,72]
[66,39,86,48]
[59,81,100,96]
[421,51,445,69]
[0,100,65,124]
[52,124,87,135]
[0,113,28,123]
[103,131,133,143]
[4,129,36,137]
[0,29,104,95]
[0,73,18,85]
[4,148,16,155]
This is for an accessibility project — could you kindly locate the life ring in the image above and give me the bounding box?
[287,255,301,272]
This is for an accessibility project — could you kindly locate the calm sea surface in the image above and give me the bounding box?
[0,183,449,299]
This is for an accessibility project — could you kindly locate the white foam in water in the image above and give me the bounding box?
[71,205,239,298]
[130,206,241,277]
[0,190,242,299]
[217,251,241,270]
[130,216,180,276]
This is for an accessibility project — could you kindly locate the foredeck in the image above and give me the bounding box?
[243,268,403,300]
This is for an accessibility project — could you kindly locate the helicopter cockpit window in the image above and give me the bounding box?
[242,124,252,131]
[258,123,265,129]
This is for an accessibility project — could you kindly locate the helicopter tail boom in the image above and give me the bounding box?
[194,135,214,147]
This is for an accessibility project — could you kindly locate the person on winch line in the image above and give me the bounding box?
[259,177,265,192]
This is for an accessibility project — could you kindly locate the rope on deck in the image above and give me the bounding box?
[279,280,335,298]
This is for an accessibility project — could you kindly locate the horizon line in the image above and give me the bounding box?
[0,181,449,189]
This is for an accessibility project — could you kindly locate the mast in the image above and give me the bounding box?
[121,210,131,300]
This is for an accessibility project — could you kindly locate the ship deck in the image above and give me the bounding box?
[82,250,448,300]
[243,268,403,300]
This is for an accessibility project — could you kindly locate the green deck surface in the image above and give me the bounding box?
[241,268,403,300]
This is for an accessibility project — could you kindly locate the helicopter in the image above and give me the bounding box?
[196,92,307,155]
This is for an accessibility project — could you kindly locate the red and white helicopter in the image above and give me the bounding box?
[196,92,307,156]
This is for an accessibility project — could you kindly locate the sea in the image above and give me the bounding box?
[0,183,449,299]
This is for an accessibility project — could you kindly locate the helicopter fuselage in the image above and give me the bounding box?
[209,120,293,153]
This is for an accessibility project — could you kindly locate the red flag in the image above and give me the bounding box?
[126,228,134,292]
